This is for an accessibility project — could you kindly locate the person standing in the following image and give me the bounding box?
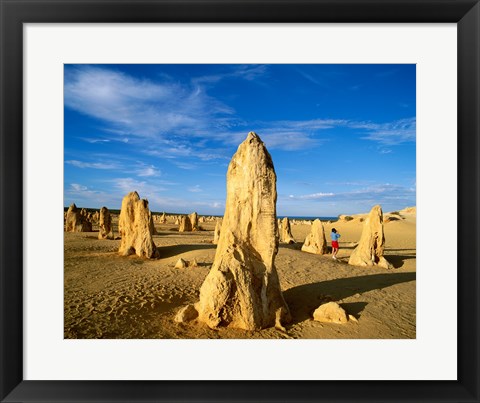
[331,228,341,260]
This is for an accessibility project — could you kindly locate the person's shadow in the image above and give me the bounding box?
[283,272,416,324]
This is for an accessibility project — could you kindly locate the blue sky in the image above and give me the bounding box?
[64,64,416,217]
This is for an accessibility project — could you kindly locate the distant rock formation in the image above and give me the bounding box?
[178,215,192,232]
[400,206,416,214]
[348,205,392,269]
[65,203,92,232]
[195,132,291,331]
[280,217,295,244]
[301,219,327,254]
[118,191,159,258]
[160,212,167,223]
[149,213,158,235]
[92,210,100,223]
[98,206,114,240]
[189,212,199,231]
[65,203,79,232]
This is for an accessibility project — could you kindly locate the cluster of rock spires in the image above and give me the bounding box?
[65,203,93,232]
[64,131,403,332]
[178,212,199,232]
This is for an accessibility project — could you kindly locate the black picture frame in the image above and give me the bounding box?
[1,1,479,402]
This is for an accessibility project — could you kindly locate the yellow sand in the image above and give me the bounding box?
[64,212,416,339]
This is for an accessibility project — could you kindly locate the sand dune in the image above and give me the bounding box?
[64,212,416,339]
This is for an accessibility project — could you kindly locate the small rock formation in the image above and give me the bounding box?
[65,203,79,232]
[348,205,392,269]
[175,305,199,323]
[118,191,159,258]
[400,206,416,214]
[65,203,92,232]
[280,217,295,244]
[92,211,100,223]
[301,219,328,254]
[178,215,192,232]
[195,132,291,331]
[160,212,167,223]
[189,212,199,231]
[98,206,114,240]
[213,220,221,244]
[175,258,199,269]
[313,302,349,324]
[174,258,188,269]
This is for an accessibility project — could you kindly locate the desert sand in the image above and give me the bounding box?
[64,208,416,339]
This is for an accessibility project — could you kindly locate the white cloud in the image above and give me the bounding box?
[65,66,415,161]
[172,161,197,170]
[193,65,268,85]
[66,160,118,170]
[188,185,202,193]
[111,177,164,196]
[80,138,111,143]
[136,165,159,177]
[293,192,335,200]
[65,183,118,208]
[352,117,416,145]
[291,184,415,204]
[70,183,87,192]
[64,66,235,139]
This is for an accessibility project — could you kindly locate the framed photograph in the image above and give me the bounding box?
[1,0,479,402]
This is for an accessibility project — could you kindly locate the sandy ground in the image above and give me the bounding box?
[64,211,416,339]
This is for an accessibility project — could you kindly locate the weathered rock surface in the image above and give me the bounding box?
[65,203,91,232]
[118,191,159,258]
[313,302,349,324]
[348,205,392,269]
[178,215,192,232]
[160,212,167,223]
[213,220,221,244]
[174,305,199,323]
[92,211,100,223]
[189,212,199,231]
[98,206,114,240]
[301,219,328,254]
[280,217,296,244]
[174,258,188,269]
[149,214,158,235]
[196,132,291,331]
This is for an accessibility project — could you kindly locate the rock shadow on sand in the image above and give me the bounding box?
[283,272,416,324]
[385,254,417,269]
[278,243,302,251]
[339,302,368,319]
[160,244,216,259]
